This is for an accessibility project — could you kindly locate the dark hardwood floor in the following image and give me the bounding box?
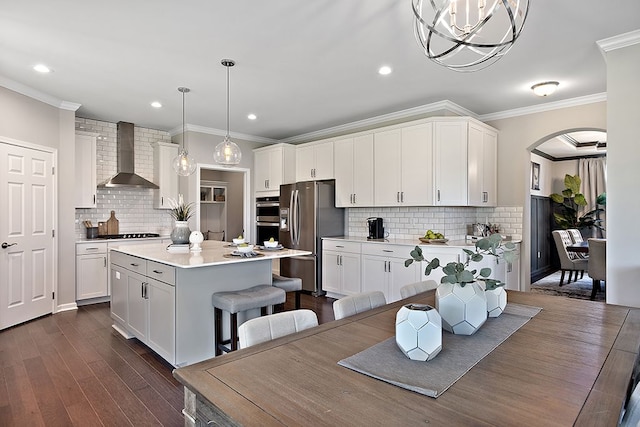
[0,292,335,426]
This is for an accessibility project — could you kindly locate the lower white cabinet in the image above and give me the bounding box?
[322,241,361,296]
[110,251,176,364]
[76,242,108,300]
[360,243,420,303]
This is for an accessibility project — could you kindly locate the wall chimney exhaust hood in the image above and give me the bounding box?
[98,121,159,189]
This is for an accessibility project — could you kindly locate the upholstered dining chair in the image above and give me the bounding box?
[587,238,606,300]
[552,230,589,286]
[400,280,438,299]
[238,309,318,349]
[333,291,386,320]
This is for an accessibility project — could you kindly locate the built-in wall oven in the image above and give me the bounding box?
[256,196,279,243]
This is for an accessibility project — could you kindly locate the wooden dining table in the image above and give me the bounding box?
[174,291,640,426]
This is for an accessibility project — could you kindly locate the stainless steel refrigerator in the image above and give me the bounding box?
[279,180,345,296]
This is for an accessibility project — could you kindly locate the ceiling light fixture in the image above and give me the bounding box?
[378,65,392,75]
[247,113,257,120]
[33,64,51,73]
[412,0,530,72]
[531,81,560,97]
[151,101,162,108]
[213,59,242,166]
[172,87,197,176]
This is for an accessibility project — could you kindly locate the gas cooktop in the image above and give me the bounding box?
[97,233,161,239]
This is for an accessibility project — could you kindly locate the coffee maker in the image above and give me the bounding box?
[367,217,384,240]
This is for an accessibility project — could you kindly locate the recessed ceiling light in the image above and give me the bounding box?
[33,64,51,73]
[151,101,162,108]
[378,65,392,76]
[247,113,257,120]
[531,81,559,97]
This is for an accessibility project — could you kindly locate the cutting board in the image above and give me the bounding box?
[106,210,119,235]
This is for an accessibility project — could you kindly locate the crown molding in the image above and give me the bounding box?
[0,75,80,111]
[168,123,278,144]
[479,93,607,122]
[597,30,640,53]
[279,100,477,144]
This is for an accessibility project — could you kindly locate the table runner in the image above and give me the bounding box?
[338,303,541,398]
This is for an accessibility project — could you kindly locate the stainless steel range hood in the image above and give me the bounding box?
[98,121,159,189]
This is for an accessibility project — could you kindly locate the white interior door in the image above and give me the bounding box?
[0,141,55,330]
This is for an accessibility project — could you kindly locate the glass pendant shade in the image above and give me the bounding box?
[213,136,242,166]
[412,0,529,72]
[174,86,196,176]
[173,149,197,176]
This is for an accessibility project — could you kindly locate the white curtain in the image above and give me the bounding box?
[578,157,606,236]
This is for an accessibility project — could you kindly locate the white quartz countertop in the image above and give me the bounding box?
[77,236,170,244]
[109,240,311,269]
[322,236,521,248]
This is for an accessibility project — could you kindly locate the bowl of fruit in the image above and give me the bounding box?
[419,230,448,244]
[264,237,279,248]
[232,235,245,245]
[236,243,254,253]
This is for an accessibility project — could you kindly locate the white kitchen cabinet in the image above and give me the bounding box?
[254,144,296,195]
[75,133,97,208]
[296,141,334,181]
[373,124,433,206]
[153,141,179,209]
[76,242,108,300]
[334,135,374,207]
[434,120,468,206]
[361,243,420,303]
[110,250,176,365]
[420,246,464,284]
[322,240,361,296]
[467,123,497,206]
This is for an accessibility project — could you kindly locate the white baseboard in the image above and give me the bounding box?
[112,323,134,339]
[56,302,78,313]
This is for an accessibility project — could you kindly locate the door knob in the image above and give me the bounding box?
[1,242,17,249]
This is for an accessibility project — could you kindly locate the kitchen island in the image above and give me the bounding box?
[109,240,311,367]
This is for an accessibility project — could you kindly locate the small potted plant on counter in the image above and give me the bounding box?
[405,234,517,335]
[168,194,194,244]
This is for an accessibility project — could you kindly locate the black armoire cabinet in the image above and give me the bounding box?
[531,196,559,282]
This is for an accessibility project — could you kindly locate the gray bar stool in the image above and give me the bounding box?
[272,274,303,310]
[212,285,286,355]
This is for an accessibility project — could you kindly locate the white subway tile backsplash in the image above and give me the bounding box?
[75,118,174,239]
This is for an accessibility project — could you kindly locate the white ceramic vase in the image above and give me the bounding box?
[435,282,487,335]
[485,286,507,317]
[395,304,442,361]
[170,220,191,244]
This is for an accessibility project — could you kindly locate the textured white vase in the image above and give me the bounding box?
[395,304,442,361]
[485,286,507,317]
[436,282,487,335]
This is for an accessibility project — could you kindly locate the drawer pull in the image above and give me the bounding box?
[85,247,100,251]
[152,270,163,274]
[382,249,393,253]
[130,263,140,267]
[336,245,344,248]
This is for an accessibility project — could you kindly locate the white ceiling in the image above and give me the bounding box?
[536,130,607,159]
[1,1,639,142]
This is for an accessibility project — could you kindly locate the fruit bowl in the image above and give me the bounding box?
[233,237,245,245]
[264,240,279,248]
[236,244,254,253]
[419,237,449,244]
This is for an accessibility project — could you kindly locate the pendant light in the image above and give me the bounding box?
[213,59,242,166]
[172,87,197,176]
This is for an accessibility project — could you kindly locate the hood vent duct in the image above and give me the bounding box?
[98,121,159,189]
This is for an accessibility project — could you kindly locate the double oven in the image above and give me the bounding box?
[256,196,280,244]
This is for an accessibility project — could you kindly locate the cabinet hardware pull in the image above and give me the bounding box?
[86,247,99,251]
[141,283,145,298]
[131,263,139,267]
[104,257,106,267]
[353,194,356,204]
[153,270,163,274]
[382,249,393,253]
[336,245,344,248]
[437,190,441,202]
[401,192,404,203]
[396,192,400,202]
[93,194,96,204]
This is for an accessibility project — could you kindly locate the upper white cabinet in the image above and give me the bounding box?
[467,123,498,206]
[433,120,468,206]
[373,123,433,206]
[75,133,97,208]
[334,134,374,207]
[296,141,334,181]
[254,144,296,195]
[153,142,179,209]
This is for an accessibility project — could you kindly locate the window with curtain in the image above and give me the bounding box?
[578,157,606,236]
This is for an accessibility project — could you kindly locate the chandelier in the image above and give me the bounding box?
[412,0,530,72]
[213,59,242,166]
[172,87,197,176]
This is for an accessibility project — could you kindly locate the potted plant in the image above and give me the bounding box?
[405,234,517,334]
[550,174,606,233]
[168,194,194,244]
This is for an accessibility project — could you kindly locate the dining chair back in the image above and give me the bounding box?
[333,291,386,320]
[238,309,318,349]
[552,230,588,286]
[400,280,438,299]
[587,238,606,300]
